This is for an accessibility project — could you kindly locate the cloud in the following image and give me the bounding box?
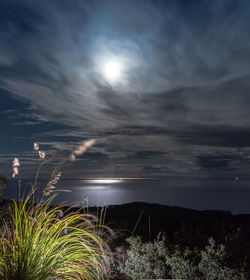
[0,0,250,179]
[198,155,233,169]
[172,124,250,148]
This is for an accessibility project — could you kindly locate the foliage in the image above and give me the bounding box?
[198,237,246,280]
[119,235,170,280]
[120,236,247,280]
[0,193,111,280]
[102,245,128,280]
[166,247,199,279]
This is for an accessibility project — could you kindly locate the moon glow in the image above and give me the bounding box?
[103,60,122,83]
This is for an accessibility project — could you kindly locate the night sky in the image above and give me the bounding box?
[1,0,250,211]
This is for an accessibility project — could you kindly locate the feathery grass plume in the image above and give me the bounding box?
[0,192,111,280]
[38,150,46,159]
[43,172,62,197]
[70,139,96,161]
[33,142,39,151]
[12,158,20,178]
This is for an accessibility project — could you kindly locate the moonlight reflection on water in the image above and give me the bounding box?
[85,179,122,184]
[5,178,250,214]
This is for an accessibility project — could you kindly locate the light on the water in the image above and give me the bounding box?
[87,179,122,184]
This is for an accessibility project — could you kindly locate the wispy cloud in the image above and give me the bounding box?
[0,0,250,179]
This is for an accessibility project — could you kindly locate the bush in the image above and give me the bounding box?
[120,236,247,280]
[0,193,111,280]
[103,245,128,280]
[119,235,170,280]
[198,237,246,280]
[166,247,199,279]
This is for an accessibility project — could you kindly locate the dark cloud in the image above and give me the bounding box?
[172,125,250,148]
[198,155,234,169]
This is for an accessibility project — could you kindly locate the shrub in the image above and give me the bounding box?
[166,247,199,279]
[102,245,128,280]
[120,236,247,280]
[119,235,170,280]
[0,193,111,280]
[198,237,246,280]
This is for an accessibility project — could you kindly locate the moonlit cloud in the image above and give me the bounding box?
[0,0,250,182]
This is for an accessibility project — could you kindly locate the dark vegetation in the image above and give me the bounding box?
[96,202,250,278]
[0,190,249,279]
[102,201,250,251]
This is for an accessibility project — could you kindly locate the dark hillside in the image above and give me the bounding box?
[91,201,250,270]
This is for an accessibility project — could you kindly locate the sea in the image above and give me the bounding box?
[4,178,250,214]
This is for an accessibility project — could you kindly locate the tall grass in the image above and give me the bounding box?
[0,192,111,280]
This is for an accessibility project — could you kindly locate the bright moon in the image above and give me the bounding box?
[103,60,122,83]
